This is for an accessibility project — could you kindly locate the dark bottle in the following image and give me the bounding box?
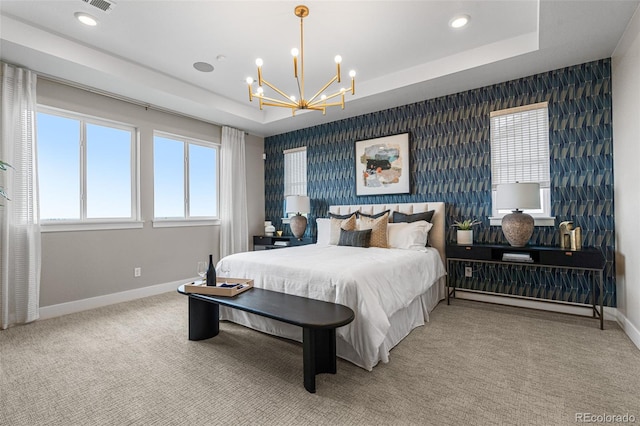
[206,254,217,287]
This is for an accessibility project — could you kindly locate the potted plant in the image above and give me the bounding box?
[0,160,11,204]
[453,219,480,245]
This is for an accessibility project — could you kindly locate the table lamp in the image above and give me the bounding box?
[286,195,310,239]
[496,182,540,247]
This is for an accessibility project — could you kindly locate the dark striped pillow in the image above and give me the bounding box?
[338,228,372,248]
[392,210,435,223]
[358,209,390,219]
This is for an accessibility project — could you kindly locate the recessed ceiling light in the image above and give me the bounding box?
[74,12,98,26]
[449,14,470,29]
[193,62,214,72]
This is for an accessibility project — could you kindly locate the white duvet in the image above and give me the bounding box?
[216,244,446,370]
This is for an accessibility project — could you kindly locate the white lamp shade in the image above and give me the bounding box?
[496,183,541,210]
[286,195,310,214]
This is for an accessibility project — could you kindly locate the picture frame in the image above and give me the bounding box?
[355,133,410,196]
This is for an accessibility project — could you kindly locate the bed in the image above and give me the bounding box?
[216,202,447,371]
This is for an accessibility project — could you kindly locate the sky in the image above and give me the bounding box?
[37,112,217,221]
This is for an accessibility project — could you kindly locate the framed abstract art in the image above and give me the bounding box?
[355,133,410,196]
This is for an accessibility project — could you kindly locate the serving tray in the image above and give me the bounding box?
[183,278,253,297]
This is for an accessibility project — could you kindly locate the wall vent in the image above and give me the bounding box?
[81,0,116,14]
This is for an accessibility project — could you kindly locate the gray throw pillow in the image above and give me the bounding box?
[338,228,372,248]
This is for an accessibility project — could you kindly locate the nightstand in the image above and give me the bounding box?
[253,235,314,250]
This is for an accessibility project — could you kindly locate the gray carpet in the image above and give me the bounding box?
[1,292,639,425]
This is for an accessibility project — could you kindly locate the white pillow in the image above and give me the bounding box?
[316,218,331,245]
[387,221,433,250]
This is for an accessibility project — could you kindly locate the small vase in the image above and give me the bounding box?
[457,229,473,245]
[264,221,275,236]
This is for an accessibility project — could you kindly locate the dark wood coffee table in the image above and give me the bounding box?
[177,285,355,393]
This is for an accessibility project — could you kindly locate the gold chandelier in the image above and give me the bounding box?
[246,5,356,116]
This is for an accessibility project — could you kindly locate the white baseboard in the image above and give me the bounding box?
[38,278,195,320]
[611,309,640,350]
[451,290,618,321]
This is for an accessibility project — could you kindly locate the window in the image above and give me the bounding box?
[283,147,307,218]
[490,102,553,226]
[37,108,139,229]
[153,132,218,224]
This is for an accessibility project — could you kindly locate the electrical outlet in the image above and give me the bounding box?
[465,266,473,278]
[134,267,141,278]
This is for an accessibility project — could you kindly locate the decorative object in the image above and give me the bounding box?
[206,254,217,287]
[355,133,410,196]
[496,182,540,247]
[246,5,356,116]
[452,219,480,245]
[559,221,582,250]
[276,230,283,237]
[264,221,275,236]
[286,195,310,239]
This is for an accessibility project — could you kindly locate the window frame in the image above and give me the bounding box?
[37,105,142,232]
[489,102,555,227]
[282,147,308,221]
[152,130,220,228]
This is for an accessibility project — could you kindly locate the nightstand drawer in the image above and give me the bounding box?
[253,236,274,246]
[538,249,605,269]
[446,244,492,260]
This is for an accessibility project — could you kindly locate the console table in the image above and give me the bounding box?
[445,244,606,329]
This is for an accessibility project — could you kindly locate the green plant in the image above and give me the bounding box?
[452,219,480,230]
[0,160,12,203]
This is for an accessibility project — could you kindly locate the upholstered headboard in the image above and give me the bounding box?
[328,202,446,263]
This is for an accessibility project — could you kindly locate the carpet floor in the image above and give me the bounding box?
[1,292,639,425]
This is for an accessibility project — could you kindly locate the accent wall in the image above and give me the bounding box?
[265,59,615,307]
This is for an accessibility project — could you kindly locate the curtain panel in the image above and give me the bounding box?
[0,63,41,329]
[219,126,248,259]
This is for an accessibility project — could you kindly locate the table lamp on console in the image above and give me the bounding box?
[286,195,310,239]
[496,182,540,247]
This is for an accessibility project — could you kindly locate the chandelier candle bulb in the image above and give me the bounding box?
[292,48,299,78]
[349,70,356,94]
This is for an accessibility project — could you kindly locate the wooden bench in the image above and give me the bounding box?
[177,285,355,393]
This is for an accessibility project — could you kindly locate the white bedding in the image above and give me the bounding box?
[216,243,446,370]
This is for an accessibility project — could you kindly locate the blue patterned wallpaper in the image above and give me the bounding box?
[265,59,615,307]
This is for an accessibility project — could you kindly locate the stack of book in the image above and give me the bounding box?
[502,252,534,263]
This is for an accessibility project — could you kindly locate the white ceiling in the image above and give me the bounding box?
[0,1,638,137]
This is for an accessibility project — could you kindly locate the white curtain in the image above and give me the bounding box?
[0,63,41,329]
[219,126,248,259]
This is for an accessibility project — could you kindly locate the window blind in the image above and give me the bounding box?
[490,102,550,190]
[284,147,307,196]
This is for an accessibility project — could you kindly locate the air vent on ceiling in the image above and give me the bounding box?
[81,0,116,14]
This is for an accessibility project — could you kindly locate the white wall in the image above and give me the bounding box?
[37,79,264,310]
[612,4,640,348]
